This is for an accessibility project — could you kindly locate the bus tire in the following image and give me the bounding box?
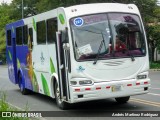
[54,82,69,110]
[18,73,30,95]
[115,96,130,103]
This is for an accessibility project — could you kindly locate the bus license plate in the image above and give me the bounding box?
[112,85,121,92]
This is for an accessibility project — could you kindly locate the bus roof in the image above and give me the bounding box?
[6,3,140,29]
[64,3,140,19]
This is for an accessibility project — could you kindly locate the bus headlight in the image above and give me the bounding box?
[137,75,147,79]
[70,81,77,85]
[79,80,93,85]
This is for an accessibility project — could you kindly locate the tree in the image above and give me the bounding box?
[0,3,16,63]
[147,24,160,61]
[10,0,40,19]
[35,0,62,13]
[0,3,16,48]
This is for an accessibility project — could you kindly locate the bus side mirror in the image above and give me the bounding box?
[61,28,69,43]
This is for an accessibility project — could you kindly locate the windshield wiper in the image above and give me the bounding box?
[130,52,135,61]
[122,46,135,62]
[93,32,105,65]
[125,43,135,62]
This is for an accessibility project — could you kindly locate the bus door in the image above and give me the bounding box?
[12,37,18,84]
[56,29,71,102]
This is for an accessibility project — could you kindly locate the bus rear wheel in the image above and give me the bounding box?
[54,82,69,110]
[18,74,29,95]
[115,96,130,103]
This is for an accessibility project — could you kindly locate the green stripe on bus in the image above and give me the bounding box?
[50,58,55,74]
[33,18,36,31]
[8,50,12,61]
[59,14,65,24]
[32,71,39,92]
[17,58,21,69]
[41,74,50,96]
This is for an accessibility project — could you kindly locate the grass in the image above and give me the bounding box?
[150,61,160,69]
[0,92,29,120]
[0,53,6,65]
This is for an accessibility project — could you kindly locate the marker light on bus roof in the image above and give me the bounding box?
[71,9,77,12]
[128,6,133,9]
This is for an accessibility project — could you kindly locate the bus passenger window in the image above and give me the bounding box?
[37,21,46,44]
[23,25,28,45]
[47,18,57,43]
[16,27,23,45]
[7,30,11,46]
[29,28,33,49]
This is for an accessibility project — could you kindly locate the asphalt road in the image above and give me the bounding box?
[0,66,160,120]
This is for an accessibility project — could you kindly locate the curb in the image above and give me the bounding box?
[149,69,160,71]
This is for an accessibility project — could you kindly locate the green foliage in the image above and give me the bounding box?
[0,92,29,120]
[0,4,15,63]
[11,0,40,18]
[0,30,6,64]
[0,30,5,53]
[147,24,160,61]
[150,61,160,69]
[0,4,15,28]
[133,0,158,22]
[0,92,10,111]
[35,0,62,13]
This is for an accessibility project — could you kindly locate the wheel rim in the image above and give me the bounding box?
[56,84,62,104]
[19,75,24,92]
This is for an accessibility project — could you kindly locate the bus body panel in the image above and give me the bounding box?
[70,78,150,103]
[69,57,149,82]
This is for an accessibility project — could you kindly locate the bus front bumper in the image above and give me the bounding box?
[69,79,150,103]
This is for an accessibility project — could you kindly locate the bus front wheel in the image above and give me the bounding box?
[18,74,29,95]
[54,82,69,110]
[115,96,130,103]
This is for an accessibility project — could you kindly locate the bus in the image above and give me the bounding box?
[6,3,150,109]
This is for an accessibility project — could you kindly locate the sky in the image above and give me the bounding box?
[0,0,13,5]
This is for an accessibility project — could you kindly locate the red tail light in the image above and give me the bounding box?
[106,86,111,89]
[75,89,80,92]
[127,84,132,86]
[96,87,101,90]
[85,88,91,91]
[144,82,148,84]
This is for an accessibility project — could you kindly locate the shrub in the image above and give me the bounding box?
[150,61,160,69]
[0,92,29,120]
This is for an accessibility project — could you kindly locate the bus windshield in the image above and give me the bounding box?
[70,13,146,61]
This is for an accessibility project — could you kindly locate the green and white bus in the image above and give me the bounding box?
[6,3,150,109]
